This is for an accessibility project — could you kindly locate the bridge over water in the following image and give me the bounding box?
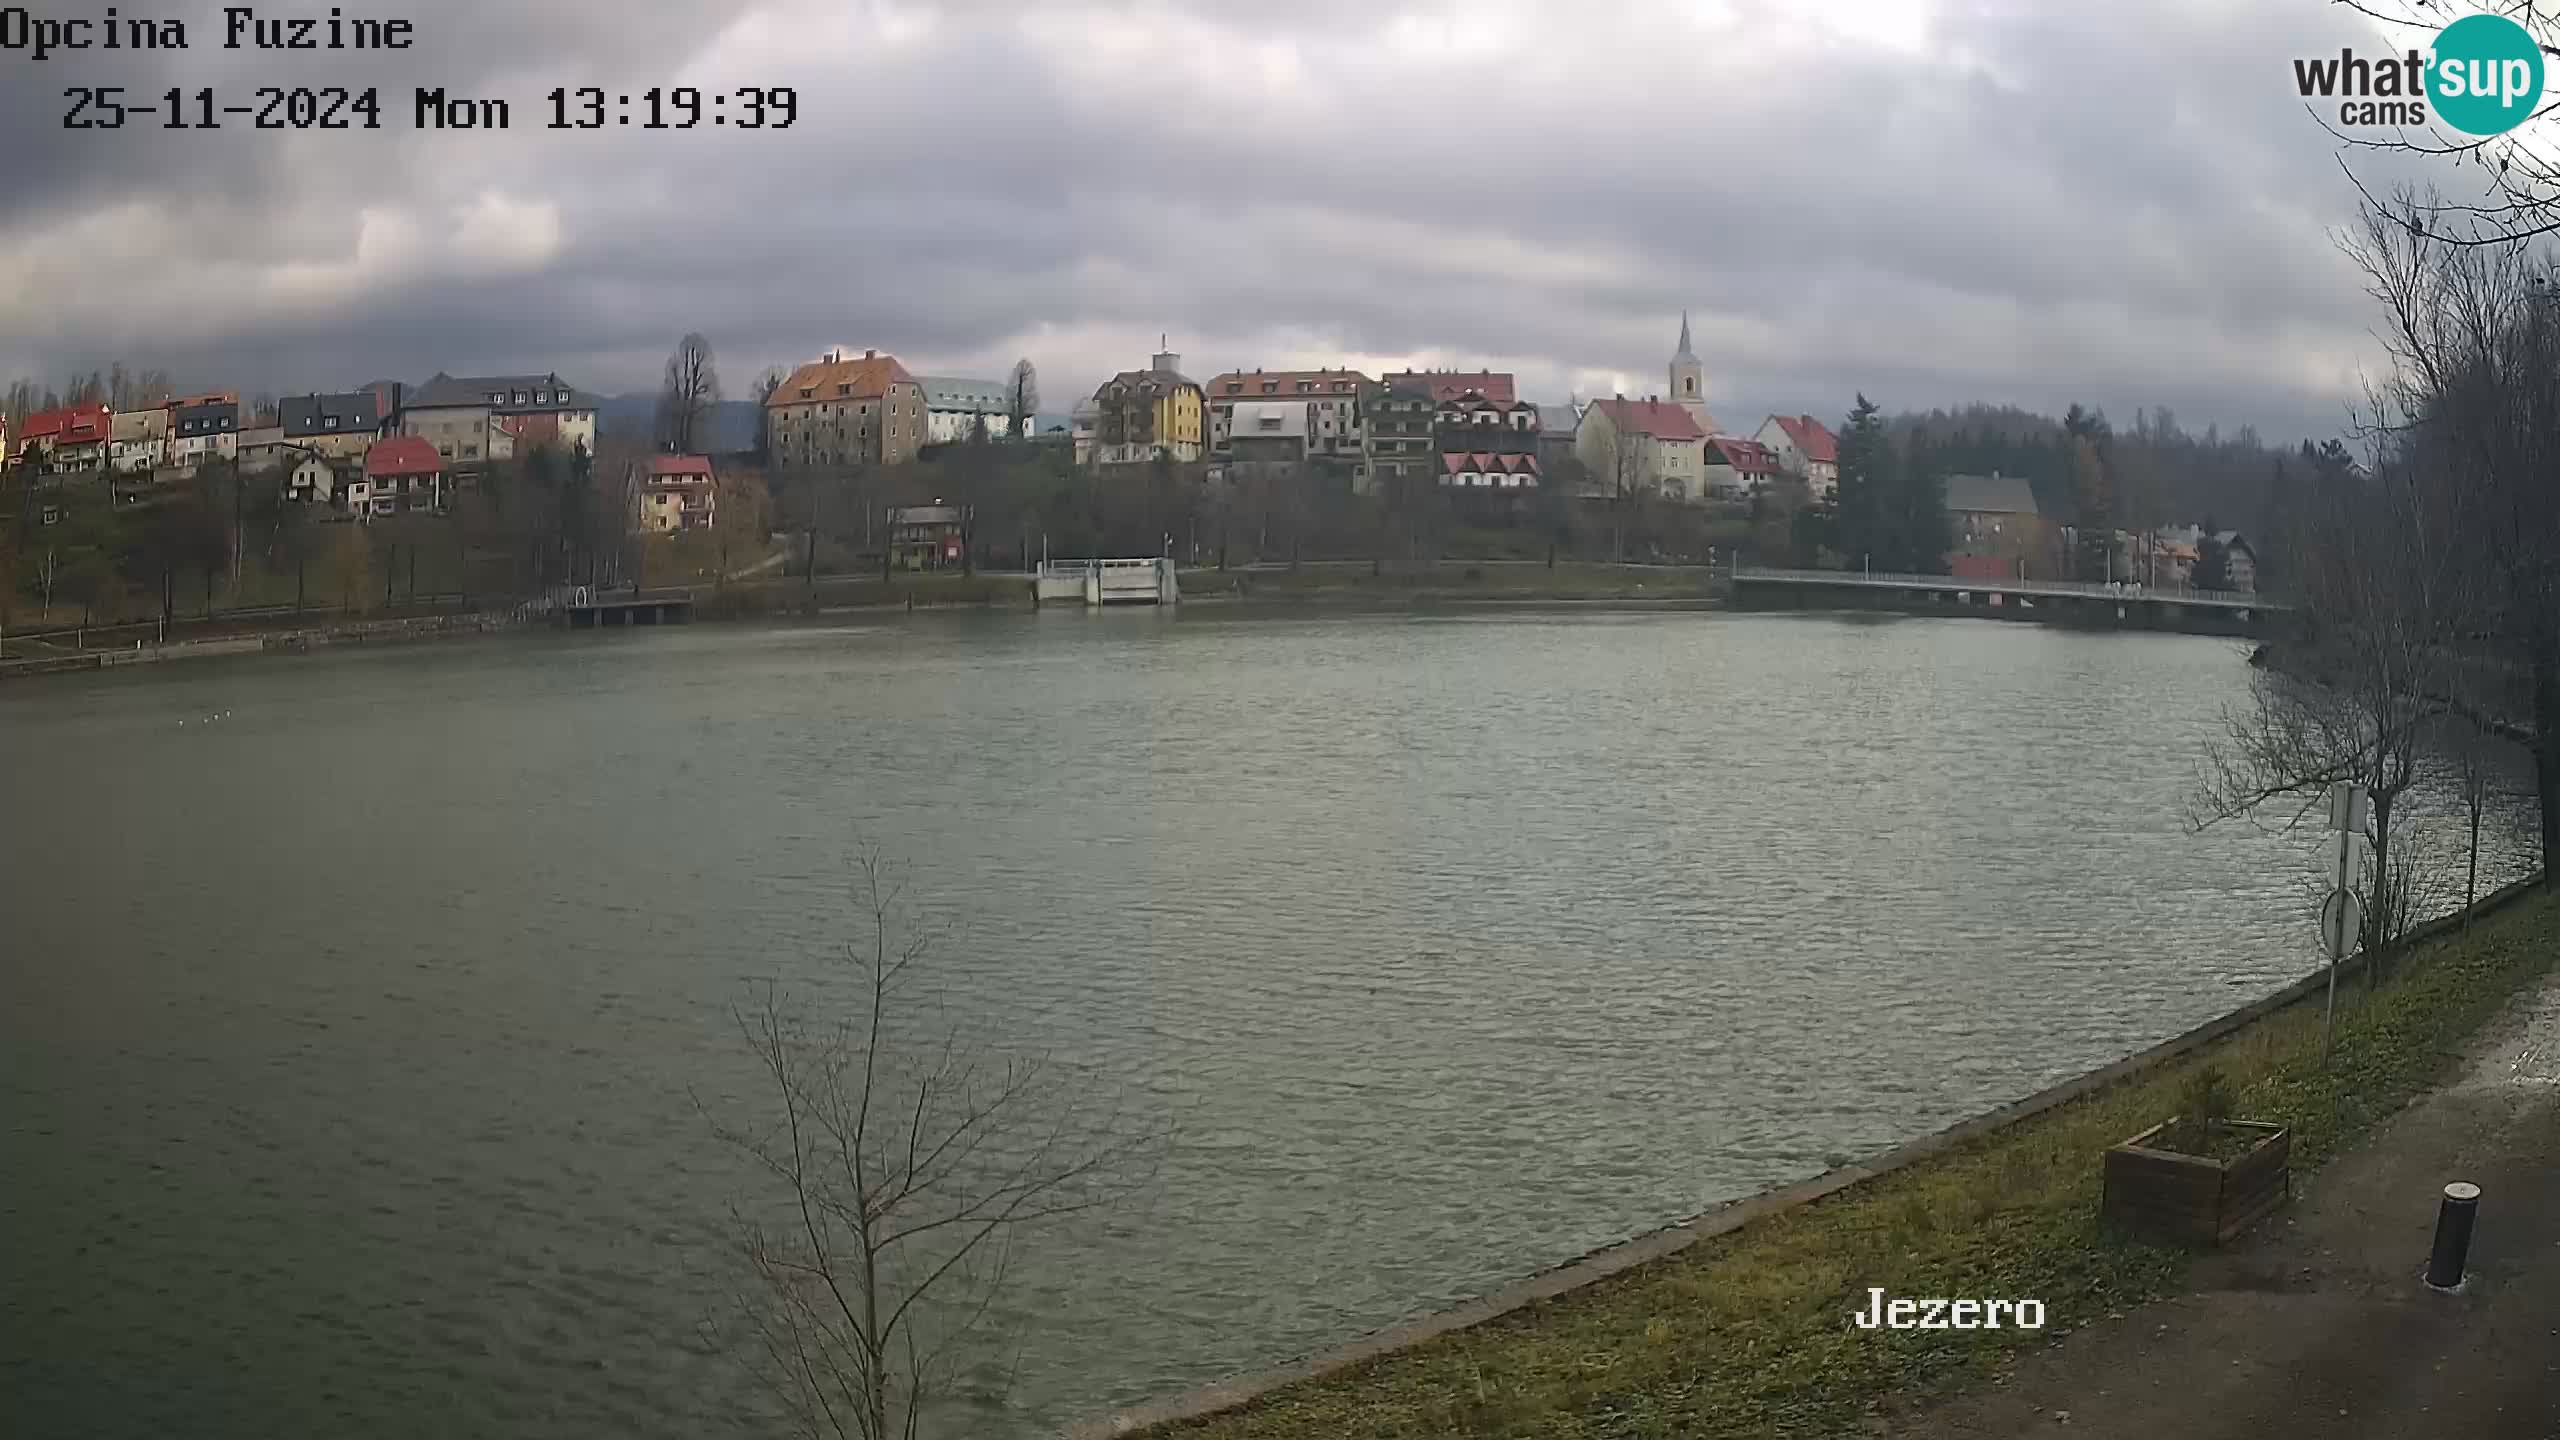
[1729,565,2282,636]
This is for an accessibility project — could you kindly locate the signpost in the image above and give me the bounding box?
[2323,782,2369,1059]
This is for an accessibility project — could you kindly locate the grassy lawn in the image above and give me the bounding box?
[1152,888,2560,1440]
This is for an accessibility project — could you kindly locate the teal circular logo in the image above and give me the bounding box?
[2431,13,2544,136]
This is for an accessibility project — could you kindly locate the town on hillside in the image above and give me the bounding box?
[0,320,2279,630]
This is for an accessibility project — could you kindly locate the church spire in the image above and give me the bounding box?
[1675,309,1696,361]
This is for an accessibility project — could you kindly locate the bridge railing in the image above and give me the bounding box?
[1730,564,2263,607]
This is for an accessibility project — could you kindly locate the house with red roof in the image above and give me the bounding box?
[1576,395,1710,501]
[629,454,717,534]
[1702,436,1783,500]
[1755,413,1840,501]
[356,434,445,518]
[1379,368,1518,406]
[13,403,114,474]
[1441,450,1541,492]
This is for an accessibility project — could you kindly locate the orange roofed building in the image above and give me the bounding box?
[765,347,927,471]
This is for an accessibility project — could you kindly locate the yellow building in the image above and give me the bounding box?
[1087,340,1203,467]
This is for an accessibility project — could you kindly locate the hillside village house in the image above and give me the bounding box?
[1577,396,1708,501]
[1361,376,1438,493]
[889,504,968,570]
[916,376,1019,446]
[359,435,445,517]
[1702,435,1782,499]
[282,391,386,461]
[283,450,346,506]
[16,402,113,473]
[1206,368,1370,472]
[1944,472,2046,579]
[109,407,167,473]
[1223,400,1313,467]
[2216,532,2258,592]
[237,422,290,470]
[398,373,598,470]
[1756,413,1840,501]
[766,348,928,470]
[1535,401,1582,474]
[630,454,716,533]
[168,394,241,468]
[1430,381,1540,485]
[1087,343,1204,468]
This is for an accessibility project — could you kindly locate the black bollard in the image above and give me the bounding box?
[2425,1181,2481,1290]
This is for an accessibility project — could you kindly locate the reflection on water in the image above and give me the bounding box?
[0,610,2536,1437]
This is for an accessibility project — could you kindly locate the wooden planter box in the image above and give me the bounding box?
[2101,1120,2290,1246]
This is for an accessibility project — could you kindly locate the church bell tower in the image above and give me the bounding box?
[1669,311,1707,427]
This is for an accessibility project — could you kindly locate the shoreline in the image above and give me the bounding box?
[0,566,1731,683]
[1072,874,2555,1439]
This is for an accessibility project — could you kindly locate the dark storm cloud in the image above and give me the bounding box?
[0,0,2451,440]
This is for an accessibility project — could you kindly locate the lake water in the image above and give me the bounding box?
[0,608,2538,1437]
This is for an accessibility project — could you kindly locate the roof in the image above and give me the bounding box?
[111,409,166,441]
[18,403,111,443]
[2214,530,2254,555]
[1440,451,1541,475]
[1943,473,2041,516]
[1766,414,1838,465]
[915,376,1011,412]
[769,354,920,408]
[1535,403,1582,434]
[1228,401,1310,439]
[280,391,382,436]
[890,505,963,525]
[1706,436,1781,474]
[1673,312,1698,363]
[641,454,715,479]
[1380,370,1517,405]
[1206,368,1373,399]
[1099,367,1199,395]
[364,435,443,477]
[408,373,599,413]
[1588,396,1707,443]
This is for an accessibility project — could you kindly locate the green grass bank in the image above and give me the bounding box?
[1128,887,2560,1440]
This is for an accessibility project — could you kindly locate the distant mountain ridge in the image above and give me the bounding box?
[597,393,763,454]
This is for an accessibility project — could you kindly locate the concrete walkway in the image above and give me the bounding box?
[1884,967,2560,1439]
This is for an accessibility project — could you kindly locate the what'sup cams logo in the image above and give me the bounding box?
[2294,10,2548,136]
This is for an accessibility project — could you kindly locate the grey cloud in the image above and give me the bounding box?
[0,0,2455,444]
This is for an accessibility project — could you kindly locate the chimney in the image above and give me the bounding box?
[865,349,877,360]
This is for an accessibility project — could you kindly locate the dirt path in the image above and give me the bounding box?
[1883,970,2560,1439]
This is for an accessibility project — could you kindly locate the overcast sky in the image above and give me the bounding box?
[0,0,2451,441]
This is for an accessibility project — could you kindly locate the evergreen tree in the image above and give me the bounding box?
[1834,394,1893,571]
[2193,532,2230,591]
[1896,435,1952,574]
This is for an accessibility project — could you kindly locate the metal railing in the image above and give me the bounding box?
[1730,564,2268,608]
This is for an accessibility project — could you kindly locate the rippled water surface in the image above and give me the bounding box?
[1,609,2537,1437]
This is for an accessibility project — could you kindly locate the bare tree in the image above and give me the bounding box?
[754,366,789,466]
[703,853,1161,1440]
[2328,2,2560,245]
[1004,359,1038,444]
[2194,456,2470,973]
[659,333,724,455]
[2344,187,2560,878]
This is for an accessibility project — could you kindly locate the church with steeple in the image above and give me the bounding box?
[1668,312,1717,434]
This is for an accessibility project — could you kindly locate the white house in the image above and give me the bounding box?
[283,450,343,505]
[916,376,1021,446]
[1755,414,1840,501]
[109,408,167,473]
[167,397,241,467]
[1576,396,1709,501]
